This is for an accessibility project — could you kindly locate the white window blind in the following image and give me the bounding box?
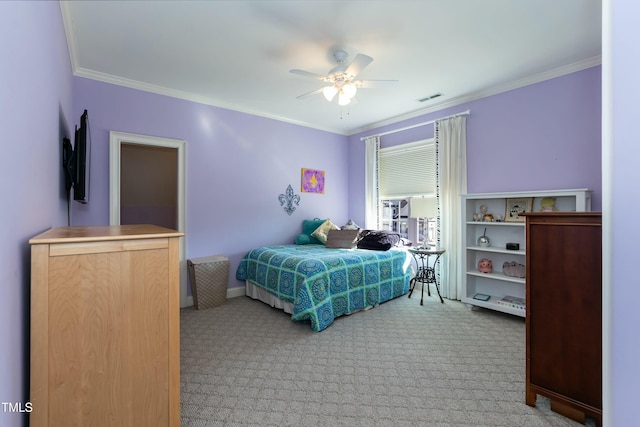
[379,139,435,198]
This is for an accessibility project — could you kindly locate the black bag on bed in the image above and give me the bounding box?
[356,230,402,251]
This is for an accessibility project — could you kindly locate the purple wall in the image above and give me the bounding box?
[0,4,611,425]
[73,67,601,294]
[71,78,350,288]
[348,66,602,226]
[0,3,73,426]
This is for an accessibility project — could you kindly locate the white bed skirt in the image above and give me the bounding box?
[244,280,382,319]
[245,280,294,314]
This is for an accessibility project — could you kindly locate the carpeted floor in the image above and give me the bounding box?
[180,291,597,426]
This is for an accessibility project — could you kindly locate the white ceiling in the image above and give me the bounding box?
[60,0,602,135]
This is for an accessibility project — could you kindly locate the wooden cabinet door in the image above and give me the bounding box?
[526,213,602,423]
[36,240,173,426]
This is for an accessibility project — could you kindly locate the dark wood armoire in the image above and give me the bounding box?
[524,212,602,425]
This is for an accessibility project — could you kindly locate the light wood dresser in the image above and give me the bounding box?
[29,224,183,427]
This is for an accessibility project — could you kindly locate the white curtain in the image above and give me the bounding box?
[364,136,380,229]
[435,116,467,300]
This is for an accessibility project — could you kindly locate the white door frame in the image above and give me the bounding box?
[109,131,190,307]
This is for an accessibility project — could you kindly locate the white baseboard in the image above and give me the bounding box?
[180,286,246,308]
[227,286,246,299]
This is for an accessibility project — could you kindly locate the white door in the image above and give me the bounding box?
[109,131,189,307]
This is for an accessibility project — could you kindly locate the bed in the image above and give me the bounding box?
[235,244,413,331]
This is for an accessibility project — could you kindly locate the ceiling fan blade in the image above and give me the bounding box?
[356,80,399,89]
[296,87,324,99]
[345,54,373,78]
[290,69,328,81]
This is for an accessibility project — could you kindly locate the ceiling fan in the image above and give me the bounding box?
[290,50,398,106]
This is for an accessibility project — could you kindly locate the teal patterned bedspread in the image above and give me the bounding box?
[236,244,412,331]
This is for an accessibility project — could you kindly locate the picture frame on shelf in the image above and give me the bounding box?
[505,197,533,222]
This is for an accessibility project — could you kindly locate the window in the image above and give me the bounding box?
[419,216,437,246]
[379,198,437,245]
[381,199,409,238]
[379,139,435,198]
[378,139,437,245]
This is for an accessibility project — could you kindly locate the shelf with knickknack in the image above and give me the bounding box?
[460,189,591,317]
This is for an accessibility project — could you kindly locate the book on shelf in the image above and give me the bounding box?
[473,293,491,301]
[497,295,526,310]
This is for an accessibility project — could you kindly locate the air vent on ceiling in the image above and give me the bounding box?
[418,92,443,102]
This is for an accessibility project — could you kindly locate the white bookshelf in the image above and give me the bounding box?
[460,189,591,317]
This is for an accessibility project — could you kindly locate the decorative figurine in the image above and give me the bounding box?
[503,261,526,278]
[477,204,493,222]
[539,197,559,212]
[478,258,493,273]
[477,228,491,247]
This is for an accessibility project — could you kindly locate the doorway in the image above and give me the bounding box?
[109,131,188,307]
[120,144,177,228]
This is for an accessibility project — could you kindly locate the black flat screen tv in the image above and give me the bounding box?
[73,109,90,203]
[62,109,91,204]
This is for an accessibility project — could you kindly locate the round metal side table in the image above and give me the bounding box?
[408,247,446,305]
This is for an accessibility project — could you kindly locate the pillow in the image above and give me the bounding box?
[311,219,340,244]
[294,234,311,245]
[325,229,360,249]
[341,219,361,230]
[295,218,326,245]
[356,230,402,251]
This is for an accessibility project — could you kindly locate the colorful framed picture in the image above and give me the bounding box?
[301,168,325,194]
[505,197,533,222]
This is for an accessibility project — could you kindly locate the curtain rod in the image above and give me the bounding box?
[360,109,471,141]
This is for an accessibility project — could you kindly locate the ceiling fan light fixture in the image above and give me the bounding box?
[322,85,338,101]
[338,91,351,106]
[292,50,397,105]
[342,82,357,99]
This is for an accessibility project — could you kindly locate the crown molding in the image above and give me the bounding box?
[73,55,601,138]
[73,67,347,135]
[63,2,600,140]
[347,56,602,136]
[59,1,79,74]
[60,0,599,137]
